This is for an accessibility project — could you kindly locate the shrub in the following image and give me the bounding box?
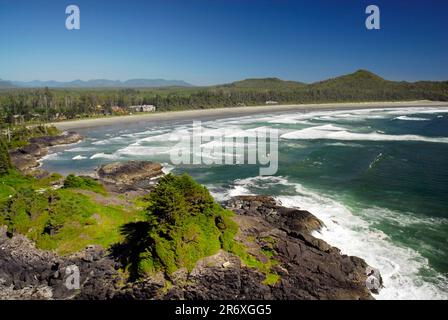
[0,138,12,176]
[125,174,238,276]
[63,174,106,195]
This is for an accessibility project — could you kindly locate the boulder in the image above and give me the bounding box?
[97,161,164,190]
[225,195,324,234]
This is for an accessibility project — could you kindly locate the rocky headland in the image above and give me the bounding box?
[8,131,82,175]
[0,184,378,300]
[0,132,380,300]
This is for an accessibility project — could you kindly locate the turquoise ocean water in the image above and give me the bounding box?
[41,106,448,299]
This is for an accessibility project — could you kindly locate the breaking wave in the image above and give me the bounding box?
[211,176,448,300]
[281,124,448,144]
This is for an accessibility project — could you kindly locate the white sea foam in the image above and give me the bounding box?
[90,152,119,160]
[72,155,87,160]
[40,153,59,161]
[161,162,175,174]
[394,116,430,121]
[385,107,448,115]
[116,145,175,156]
[281,124,448,144]
[219,176,448,300]
[66,146,97,152]
[91,136,131,145]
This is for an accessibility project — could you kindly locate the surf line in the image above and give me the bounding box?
[169,121,279,175]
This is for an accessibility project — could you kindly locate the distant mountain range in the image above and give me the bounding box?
[1,70,447,91]
[0,78,193,88]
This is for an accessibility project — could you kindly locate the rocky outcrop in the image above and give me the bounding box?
[0,226,123,300]
[97,161,164,191]
[28,132,83,147]
[225,195,324,234]
[0,195,379,300]
[116,196,377,300]
[8,132,82,175]
[156,196,373,300]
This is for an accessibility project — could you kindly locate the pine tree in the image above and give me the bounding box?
[0,138,12,176]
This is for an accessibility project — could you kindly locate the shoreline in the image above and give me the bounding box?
[52,100,448,130]
[14,101,448,299]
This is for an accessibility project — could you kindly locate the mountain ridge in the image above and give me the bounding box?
[2,70,447,90]
[6,78,193,88]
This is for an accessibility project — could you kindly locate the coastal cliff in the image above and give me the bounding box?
[0,172,376,300]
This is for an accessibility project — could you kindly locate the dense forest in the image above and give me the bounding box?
[1,70,447,125]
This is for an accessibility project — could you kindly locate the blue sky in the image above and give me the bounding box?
[0,0,447,85]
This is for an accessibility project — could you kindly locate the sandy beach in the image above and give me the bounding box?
[52,100,448,130]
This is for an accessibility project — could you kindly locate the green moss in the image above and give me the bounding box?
[1,169,282,286]
[263,273,280,286]
[35,173,63,188]
[2,125,60,149]
[0,171,144,255]
[63,174,107,195]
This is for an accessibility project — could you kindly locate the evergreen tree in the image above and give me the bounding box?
[0,138,12,175]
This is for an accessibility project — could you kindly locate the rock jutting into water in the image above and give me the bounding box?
[97,160,164,191]
[0,193,380,300]
[8,131,82,175]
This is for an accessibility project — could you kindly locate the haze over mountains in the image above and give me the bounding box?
[0,70,447,92]
[0,78,193,88]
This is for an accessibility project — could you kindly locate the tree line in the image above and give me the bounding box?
[1,75,447,125]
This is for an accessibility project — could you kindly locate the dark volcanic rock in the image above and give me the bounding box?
[120,196,377,300]
[9,132,82,175]
[97,161,164,191]
[29,132,82,147]
[0,195,379,300]
[0,227,123,300]
[225,195,324,234]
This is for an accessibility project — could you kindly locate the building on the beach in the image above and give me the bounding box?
[129,105,156,112]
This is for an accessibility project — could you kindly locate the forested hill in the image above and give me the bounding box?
[0,70,447,124]
[222,77,305,89]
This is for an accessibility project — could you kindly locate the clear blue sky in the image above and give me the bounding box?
[0,0,447,85]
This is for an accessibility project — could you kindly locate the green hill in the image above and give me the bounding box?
[224,77,305,89]
[311,69,389,89]
[307,70,448,101]
[0,70,447,123]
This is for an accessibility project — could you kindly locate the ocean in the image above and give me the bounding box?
[41,106,448,300]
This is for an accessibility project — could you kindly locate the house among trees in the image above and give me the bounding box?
[9,115,25,125]
[129,105,156,112]
[111,106,127,115]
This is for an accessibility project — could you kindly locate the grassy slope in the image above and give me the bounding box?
[0,170,280,285]
[0,171,146,255]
